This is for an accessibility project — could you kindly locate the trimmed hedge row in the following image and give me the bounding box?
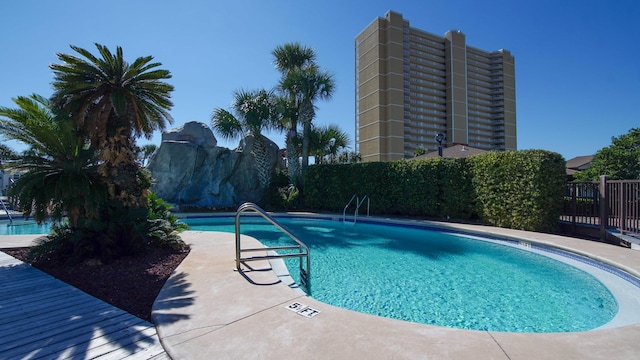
[304,149,565,232]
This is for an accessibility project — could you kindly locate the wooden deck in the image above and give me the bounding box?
[0,252,169,360]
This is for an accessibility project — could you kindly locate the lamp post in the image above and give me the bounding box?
[435,133,444,157]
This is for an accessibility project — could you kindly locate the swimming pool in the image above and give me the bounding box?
[4,215,639,333]
[185,215,640,333]
[0,219,51,235]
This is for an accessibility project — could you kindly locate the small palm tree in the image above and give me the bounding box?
[310,124,350,164]
[136,143,158,166]
[50,43,174,207]
[0,94,106,228]
[212,89,279,188]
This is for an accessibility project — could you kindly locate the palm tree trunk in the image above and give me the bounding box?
[299,101,315,182]
[301,120,311,170]
[286,130,300,186]
[100,117,146,208]
[252,136,272,189]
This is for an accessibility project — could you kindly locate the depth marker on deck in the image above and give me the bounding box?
[285,302,321,318]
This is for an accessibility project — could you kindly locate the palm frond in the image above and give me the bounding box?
[272,42,316,74]
[211,108,243,140]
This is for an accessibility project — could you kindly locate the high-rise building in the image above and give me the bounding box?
[355,10,516,162]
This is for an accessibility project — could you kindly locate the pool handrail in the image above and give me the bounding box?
[343,194,358,222]
[235,202,311,294]
[343,194,370,224]
[0,197,12,225]
[357,195,370,219]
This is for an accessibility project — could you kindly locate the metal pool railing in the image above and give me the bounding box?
[0,197,12,224]
[234,202,310,294]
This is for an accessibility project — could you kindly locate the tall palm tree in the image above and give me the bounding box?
[0,94,106,228]
[50,43,174,207]
[212,88,278,189]
[280,64,335,175]
[272,43,316,185]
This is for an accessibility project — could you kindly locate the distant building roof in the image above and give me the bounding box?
[411,144,488,160]
[566,155,594,171]
[565,155,594,178]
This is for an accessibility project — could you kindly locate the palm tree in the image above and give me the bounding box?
[310,124,350,164]
[212,88,278,189]
[0,94,106,228]
[279,64,335,177]
[272,43,316,185]
[135,143,158,166]
[50,43,174,208]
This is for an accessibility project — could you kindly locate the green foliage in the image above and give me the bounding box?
[0,95,108,228]
[147,192,189,251]
[305,158,474,218]
[212,88,280,189]
[413,146,426,157]
[309,123,350,164]
[305,150,566,232]
[28,192,188,264]
[262,169,299,211]
[273,42,335,179]
[337,151,361,164]
[50,43,174,141]
[34,204,150,264]
[0,143,19,160]
[435,158,475,219]
[277,185,300,211]
[576,128,640,181]
[2,44,183,264]
[469,150,566,232]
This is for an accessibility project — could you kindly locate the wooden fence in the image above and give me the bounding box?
[562,177,639,239]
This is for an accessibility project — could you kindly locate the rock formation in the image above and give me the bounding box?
[147,121,280,209]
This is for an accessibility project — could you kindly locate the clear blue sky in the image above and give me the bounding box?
[1,0,638,160]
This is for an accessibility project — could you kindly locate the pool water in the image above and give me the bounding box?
[186,217,619,333]
[0,220,51,235]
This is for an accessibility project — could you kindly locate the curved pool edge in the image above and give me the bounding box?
[3,219,640,358]
[178,212,640,278]
[151,224,640,360]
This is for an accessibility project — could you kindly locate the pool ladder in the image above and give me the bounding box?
[343,194,370,224]
[235,202,310,294]
[0,197,12,225]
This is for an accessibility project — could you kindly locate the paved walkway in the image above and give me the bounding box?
[0,247,168,359]
[3,221,640,359]
[155,227,640,360]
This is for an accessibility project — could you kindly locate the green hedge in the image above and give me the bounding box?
[469,150,566,232]
[305,158,474,218]
[304,149,565,232]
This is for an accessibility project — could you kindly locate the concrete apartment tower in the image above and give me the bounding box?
[355,10,516,162]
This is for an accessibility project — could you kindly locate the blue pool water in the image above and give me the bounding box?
[0,220,51,235]
[186,216,619,333]
[1,215,622,332]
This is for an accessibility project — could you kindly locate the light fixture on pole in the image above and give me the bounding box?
[435,133,445,157]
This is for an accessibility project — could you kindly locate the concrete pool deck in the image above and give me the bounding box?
[2,221,640,359]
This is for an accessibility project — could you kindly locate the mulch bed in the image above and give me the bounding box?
[3,247,189,322]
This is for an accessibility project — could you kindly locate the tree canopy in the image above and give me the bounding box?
[0,44,186,263]
[576,128,640,181]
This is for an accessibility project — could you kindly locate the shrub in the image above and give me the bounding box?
[305,150,566,232]
[27,192,188,264]
[469,150,565,232]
